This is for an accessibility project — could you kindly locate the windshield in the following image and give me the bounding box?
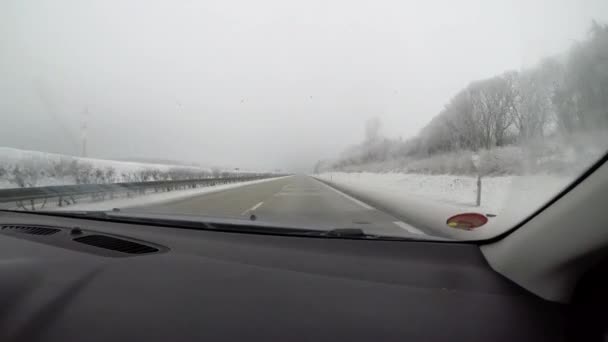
[2,0,608,241]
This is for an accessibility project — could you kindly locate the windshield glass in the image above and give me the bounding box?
[2,0,608,241]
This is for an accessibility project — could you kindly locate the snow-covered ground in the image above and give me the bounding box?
[316,172,573,239]
[315,131,608,240]
[0,147,265,189]
[322,131,608,177]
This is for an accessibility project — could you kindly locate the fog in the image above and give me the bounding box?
[2,0,607,172]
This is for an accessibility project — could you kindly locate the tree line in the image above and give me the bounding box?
[319,22,608,172]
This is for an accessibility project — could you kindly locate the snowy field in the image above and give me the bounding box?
[316,172,573,239]
[0,147,283,211]
[0,147,262,189]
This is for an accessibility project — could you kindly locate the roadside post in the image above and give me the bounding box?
[472,154,481,207]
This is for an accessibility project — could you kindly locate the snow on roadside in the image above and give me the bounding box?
[0,147,266,189]
[316,172,572,239]
[318,172,569,214]
[51,177,289,211]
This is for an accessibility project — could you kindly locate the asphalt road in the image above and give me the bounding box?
[134,175,426,238]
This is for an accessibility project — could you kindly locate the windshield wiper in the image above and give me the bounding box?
[324,228,378,238]
[1,209,419,241]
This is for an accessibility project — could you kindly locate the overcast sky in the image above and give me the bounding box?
[2,0,607,172]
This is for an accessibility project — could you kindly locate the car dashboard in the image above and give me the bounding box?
[0,211,565,342]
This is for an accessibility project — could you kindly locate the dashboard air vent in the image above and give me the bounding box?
[1,225,61,236]
[74,235,159,254]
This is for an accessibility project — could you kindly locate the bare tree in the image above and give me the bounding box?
[104,167,116,183]
[554,22,608,132]
[469,74,517,148]
[319,22,607,175]
[11,166,26,188]
[512,59,563,140]
[442,89,481,150]
[74,162,93,184]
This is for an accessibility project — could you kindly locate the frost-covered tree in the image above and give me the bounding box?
[513,59,561,140]
[554,22,608,132]
[318,21,608,174]
[468,74,517,148]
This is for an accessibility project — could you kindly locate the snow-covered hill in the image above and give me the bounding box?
[0,147,256,189]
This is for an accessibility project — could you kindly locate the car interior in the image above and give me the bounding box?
[0,154,606,342]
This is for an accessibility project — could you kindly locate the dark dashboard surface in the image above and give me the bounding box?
[0,211,564,342]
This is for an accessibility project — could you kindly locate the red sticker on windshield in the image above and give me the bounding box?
[446,213,488,230]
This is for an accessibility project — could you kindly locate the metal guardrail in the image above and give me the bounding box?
[0,175,280,210]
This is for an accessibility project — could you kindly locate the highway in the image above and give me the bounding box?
[132,175,426,238]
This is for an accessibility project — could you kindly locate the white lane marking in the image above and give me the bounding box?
[250,201,264,211]
[393,221,426,235]
[241,201,264,215]
[319,182,374,210]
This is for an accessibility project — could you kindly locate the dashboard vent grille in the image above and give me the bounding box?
[74,235,159,254]
[1,225,61,236]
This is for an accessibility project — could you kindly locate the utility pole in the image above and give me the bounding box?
[81,107,89,158]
